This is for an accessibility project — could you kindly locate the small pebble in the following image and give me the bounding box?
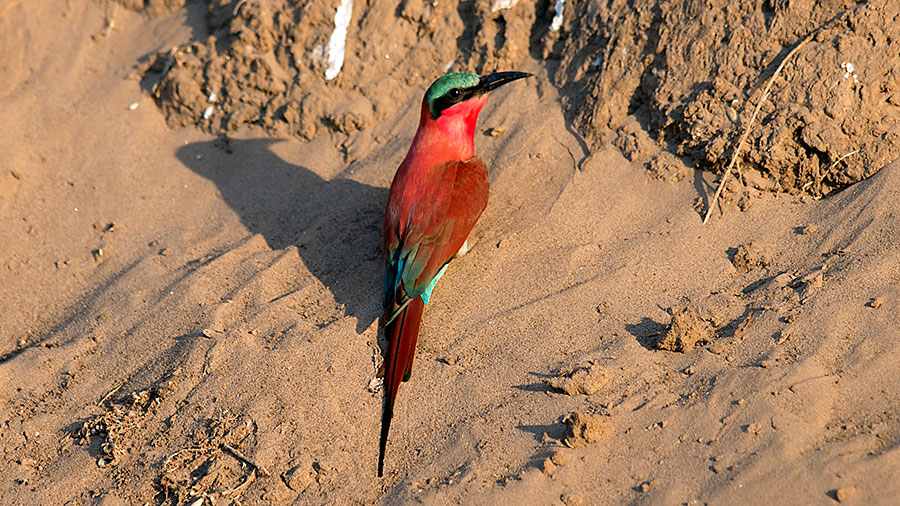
[775,328,792,345]
[867,297,883,308]
[541,458,555,475]
[550,449,570,466]
[773,272,793,286]
[708,343,726,355]
[835,486,857,502]
[561,493,584,506]
[725,105,738,122]
[128,102,139,110]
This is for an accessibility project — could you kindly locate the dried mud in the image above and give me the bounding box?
[656,308,714,353]
[544,362,610,396]
[136,0,537,141]
[562,412,613,448]
[553,0,900,195]
[136,0,900,195]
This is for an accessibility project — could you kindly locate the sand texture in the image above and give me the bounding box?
[2,0,899,504]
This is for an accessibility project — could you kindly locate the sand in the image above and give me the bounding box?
[2,0,899,505]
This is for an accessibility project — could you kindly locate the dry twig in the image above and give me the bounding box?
[806,148,860,192]
[703,36,812,223]
[222,469,257,498]
[222,444,270,477]
[97,383,123,406]
[828,149,860,170]
[0,0,25,18]
[103,1,118,39]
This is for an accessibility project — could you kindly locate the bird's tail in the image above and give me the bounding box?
[378,296,425,477]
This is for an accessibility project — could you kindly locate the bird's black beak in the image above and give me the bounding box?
[478,71,532,93]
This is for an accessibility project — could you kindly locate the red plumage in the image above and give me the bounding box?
[378,96,490,476]
[377,71,530,476]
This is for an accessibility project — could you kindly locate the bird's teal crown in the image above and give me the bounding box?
[424,72,481,119]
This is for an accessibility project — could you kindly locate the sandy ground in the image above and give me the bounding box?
[2,1,900,505]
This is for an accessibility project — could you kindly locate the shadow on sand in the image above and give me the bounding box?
[176,137,385,332]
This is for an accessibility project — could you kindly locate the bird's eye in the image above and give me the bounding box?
[448,88,462,99]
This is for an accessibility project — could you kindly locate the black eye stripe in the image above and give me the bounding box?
[431,87,477,118]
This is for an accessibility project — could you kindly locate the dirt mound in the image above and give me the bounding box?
[562,412,613,448]
[730,242,772,273]
[656,307,714,353]
[553,0,900,196]
[134,0,899,196]
[543,362,609,396]
[136,0,537,140]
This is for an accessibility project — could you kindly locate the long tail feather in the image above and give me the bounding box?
[378,297,425,477]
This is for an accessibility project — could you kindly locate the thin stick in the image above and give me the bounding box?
[98,383,123,406]
[806,148,860,191]
[0,0,26,18]
[222,444,270,477]
[161,446,205,470]
[222,469,257,498]
[703,36,811,224]
[103,1,118,38]
[828,149,859,170]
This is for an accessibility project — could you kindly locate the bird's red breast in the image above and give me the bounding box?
[383,95,490,306]
[404,94,489,168]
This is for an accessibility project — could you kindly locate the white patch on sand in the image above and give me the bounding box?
[550,0,565,32]
[325,0,353,80]
[491,0,518,12]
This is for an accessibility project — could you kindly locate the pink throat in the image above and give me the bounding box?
[406,95,489,165]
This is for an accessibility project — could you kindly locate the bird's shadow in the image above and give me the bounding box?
[176,137,384,333]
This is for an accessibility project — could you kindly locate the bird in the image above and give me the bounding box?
[377,71,531,476]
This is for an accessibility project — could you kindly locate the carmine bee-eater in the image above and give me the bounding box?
[378,71,531,476]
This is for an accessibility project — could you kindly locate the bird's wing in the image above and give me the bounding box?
[382,157,489,325]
